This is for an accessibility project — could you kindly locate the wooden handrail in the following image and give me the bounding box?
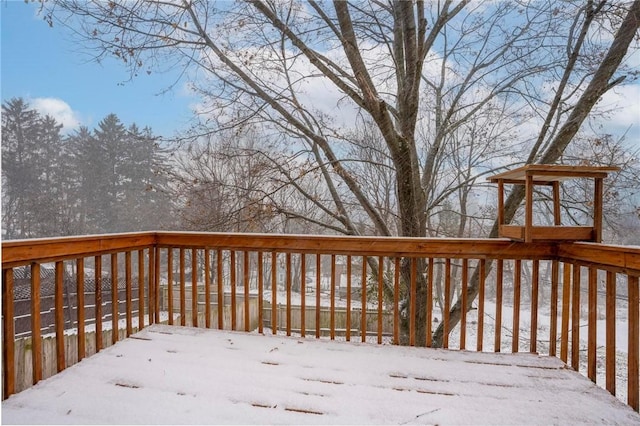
[1,231,639,412]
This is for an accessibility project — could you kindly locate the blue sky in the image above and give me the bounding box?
[1,1,194,138]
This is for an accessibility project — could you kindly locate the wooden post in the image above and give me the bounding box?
[444,259,451,349]
[552,181,561,225]
[362,257,368,343]
[205,250,211,329]
[192,249,198,328]
[409,258,416,346]
[125,252,132,337]
[605,271,616,395]
[273,252,279,336]
[346,256,352,342]
[230,251,236,331]
[217,250,224,330]
[477,259,486,352]
[137,250,144,329]
[154,246,160,324]
[530,260,539,353]
[76,259,85,361]
[95,256,102,352]
[3,268,15,399]
[258,252,264,334]
[497,180,504,226]
[377,256,383,345]
[549,260,559,357]
[315,254,320,338]
[512,260,521,353]
[330,254,336,340]
[55,261,65,373]
[148,247,156,325]
[571,265,581,371]
[31,263,42,384]
[594,178,604,243]
[460,259,468,350]
[111,254,118,345]
[393,257,399,345]
[426,258,434,347]
[628,275,639,412]
[560,263,571,363]
[300,254,305,338]
[587,267,597,382]
[287,253,293,337]
[495,259,503,352]
[180,248,186,326]
[244,251,250,332]
[167,249,174,326]
[525,174,534,242]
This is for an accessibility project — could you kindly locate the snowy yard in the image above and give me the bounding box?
[3,324,639,425]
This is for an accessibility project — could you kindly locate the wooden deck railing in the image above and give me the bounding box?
[2,232,639,412]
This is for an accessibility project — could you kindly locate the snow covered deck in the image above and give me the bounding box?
[3,324,639,425]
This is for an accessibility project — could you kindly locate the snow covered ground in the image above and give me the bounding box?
[3,324,639,425]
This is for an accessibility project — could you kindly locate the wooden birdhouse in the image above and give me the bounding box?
[488,165,619,243]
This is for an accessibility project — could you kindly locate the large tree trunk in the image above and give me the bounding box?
[431,0,640,348]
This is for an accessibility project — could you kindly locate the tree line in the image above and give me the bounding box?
[1,98,173,239]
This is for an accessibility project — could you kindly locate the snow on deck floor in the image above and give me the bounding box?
[3,324,639,425]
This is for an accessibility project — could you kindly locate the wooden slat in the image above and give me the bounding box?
[111,254,118,345]
[125,252,132,336]
[500,225,594,242]
[605,271,616,395]
[3,268,15,399]
[273,252,278,336]
[530,260,539,353]
[95,256,103,352]
[549,260,559,356]
[461,259,468,350]
[217,250,223,330]
[244,251,250,332]
[329,255,335,340]
[137,250,144,328]
[180,248,186,326]
[444,259,451,349]
[409,258,416,346]
[495,259,503,352]
[314,254,320,338]
[513,260,521,353]
[628,275,639,412]
[426,258,434,347]
[55,261,65,373]
[258,252,264,334]
[553,181,561,225]
[287,253,292,337]
[152,246,159,324]
[362,256,368,343]
[76,259,85,361]
[525,175,533,243]
[393,257,399,345]
[560,262,571,363]
[497,181,504,225]
[30,263,42,384]
[346,256,352,342]
[377,256,383,345]
[167,249,174,326]
[205,249,211,329]
[300,254,305,338]
[192,249,198,328]
[571,265,581,371]
[588,267,597,382]
[594,178,603,243]
[230,251,237,331]
[477,259,486,352]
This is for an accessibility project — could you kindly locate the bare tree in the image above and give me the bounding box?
[44,0,639,345]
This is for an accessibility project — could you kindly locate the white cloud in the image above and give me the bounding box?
[30,97,82,133]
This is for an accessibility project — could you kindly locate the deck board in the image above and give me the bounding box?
[3,324,639,425]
